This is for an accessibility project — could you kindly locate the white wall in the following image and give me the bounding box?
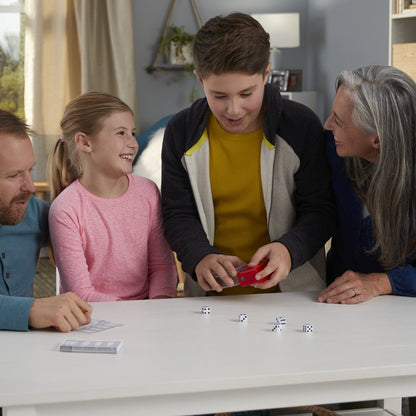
[133,0,309,131]
[133,0,390,130]
[307,0,389,121]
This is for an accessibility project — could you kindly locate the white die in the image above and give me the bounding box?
[302,323,313,333]
[239,313,248,322]
[272,323,282,333]
[201,306,211,315]
[276,316,287,325]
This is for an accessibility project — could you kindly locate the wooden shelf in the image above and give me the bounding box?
[389,0,416,75]
[147,0,202,75]
[392,8,416,18]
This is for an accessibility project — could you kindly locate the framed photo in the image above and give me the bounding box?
[268,69,289,91]
[286,69,303,92]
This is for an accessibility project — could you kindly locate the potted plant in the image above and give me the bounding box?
[157,24,199,101]
[159,25,194,65]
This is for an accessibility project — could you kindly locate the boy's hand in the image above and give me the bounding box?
[195,254,246,292]
[29,292,92,332]
[248,242,292,289]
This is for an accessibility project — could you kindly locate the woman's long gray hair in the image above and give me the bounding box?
[337,65,416,268]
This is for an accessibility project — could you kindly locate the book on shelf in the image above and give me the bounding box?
[396,0,416,13]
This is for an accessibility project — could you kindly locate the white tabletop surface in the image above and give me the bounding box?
[2,291,416,416]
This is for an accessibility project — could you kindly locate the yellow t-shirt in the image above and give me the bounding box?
[208,115,278,295]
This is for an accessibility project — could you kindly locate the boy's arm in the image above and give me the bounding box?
[161,120,220,276]
[277,108,337,269]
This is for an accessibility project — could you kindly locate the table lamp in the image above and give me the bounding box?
[251,13,300,71]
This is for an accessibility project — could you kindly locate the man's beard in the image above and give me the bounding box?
[0,193,33,225]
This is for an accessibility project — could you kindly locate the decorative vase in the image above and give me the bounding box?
[169,42,193,65]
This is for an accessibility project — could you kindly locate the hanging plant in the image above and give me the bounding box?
[158,25,199,102]
[159,25,195,65]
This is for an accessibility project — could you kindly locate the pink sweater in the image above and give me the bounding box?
[49,174,177,302]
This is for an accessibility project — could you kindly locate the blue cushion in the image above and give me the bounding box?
[133,115,173,165]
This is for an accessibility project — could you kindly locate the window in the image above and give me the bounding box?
[0,0,24,118]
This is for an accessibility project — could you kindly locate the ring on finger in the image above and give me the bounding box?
[352,287,358,297]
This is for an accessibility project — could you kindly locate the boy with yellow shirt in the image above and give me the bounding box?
[161,12,336,296]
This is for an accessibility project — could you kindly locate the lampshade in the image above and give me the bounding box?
[252,13,300,70]
[251,13,300,48]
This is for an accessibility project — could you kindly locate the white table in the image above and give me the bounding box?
[2,291,416,416]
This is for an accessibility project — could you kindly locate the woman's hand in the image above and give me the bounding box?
[317,270,393,304]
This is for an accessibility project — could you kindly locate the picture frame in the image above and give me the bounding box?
[268,69,289,91]
[286,69,303,92]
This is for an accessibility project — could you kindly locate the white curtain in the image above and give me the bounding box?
[25,0,137,180]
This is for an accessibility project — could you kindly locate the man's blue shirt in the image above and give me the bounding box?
[0,197,49,330]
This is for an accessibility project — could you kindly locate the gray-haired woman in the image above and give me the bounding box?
[318,65,416,304]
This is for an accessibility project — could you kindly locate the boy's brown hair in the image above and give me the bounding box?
[193,12,270,79]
